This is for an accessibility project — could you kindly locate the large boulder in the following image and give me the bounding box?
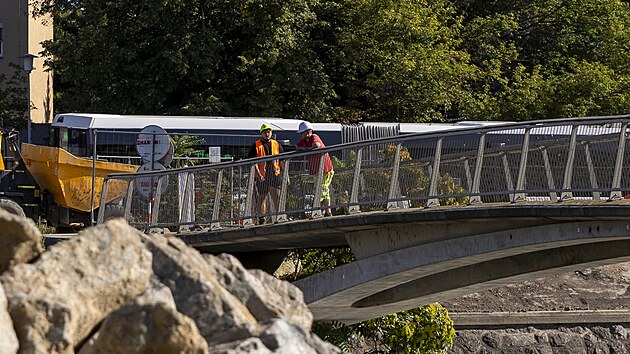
[207,253,313,332]
[0,208,43,273]
[0,220,153,354]
[0,283,18,354]
[207,319,341,354]
[141,234,256,344]
[78,300,208,354]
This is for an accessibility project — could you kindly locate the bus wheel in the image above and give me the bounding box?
[0,198,26,217]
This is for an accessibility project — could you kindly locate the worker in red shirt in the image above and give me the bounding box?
[296,121,334,217]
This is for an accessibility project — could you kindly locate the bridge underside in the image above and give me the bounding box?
[295,219,630,323]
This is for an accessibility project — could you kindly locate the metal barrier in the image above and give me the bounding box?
[97,115,630,232]
[86,129,261,224]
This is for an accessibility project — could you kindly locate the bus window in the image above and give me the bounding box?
[68,129,88,157]
[59,128,69,151]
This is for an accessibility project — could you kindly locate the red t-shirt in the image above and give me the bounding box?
[297,134,334,175]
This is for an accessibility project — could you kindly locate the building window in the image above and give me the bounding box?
[0,22,3,58]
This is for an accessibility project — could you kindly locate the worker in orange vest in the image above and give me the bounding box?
[248,123,285,224]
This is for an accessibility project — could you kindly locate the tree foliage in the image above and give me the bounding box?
[455,0,630,120]
[312,0,473,123]
[37,0,334,120]
[0,65,28,130]
[35,0,630,122]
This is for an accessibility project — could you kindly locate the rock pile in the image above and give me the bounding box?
[450,325,630,353]
[0,209,339,354]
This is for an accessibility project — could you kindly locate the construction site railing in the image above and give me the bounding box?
[97,115,630,232]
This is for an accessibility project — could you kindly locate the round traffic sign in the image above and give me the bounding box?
[135,162,169,198]
[136,125,170,163]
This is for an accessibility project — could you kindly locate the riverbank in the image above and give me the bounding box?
[442,261,630,353]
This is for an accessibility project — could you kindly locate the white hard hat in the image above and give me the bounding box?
[297,121,313,134]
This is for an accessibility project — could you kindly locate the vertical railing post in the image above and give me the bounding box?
[243,164,257,226]
[502,152,515,202]
[609,122,628,200]
[211,170,223,230]
[97,177,109,224]
[349,148,363,214]
[512,128,530,203]
[426,138,443,208]
[312,153,326,218]
[541,147,558,202]
[386,143,403,210]
[150,173,164,227]
[177,171,191,230]
[469,133,486,205]
[560,125,579,201]
[582,142,601,200]
[90,129,98,225]
[463,158,472,192]
[276,159,290,223]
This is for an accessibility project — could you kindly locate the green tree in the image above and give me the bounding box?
[37,0,334,120]
[455,0,630,120]
[0,65,28,130]
[312,0,473,123]
[170,135,205,168]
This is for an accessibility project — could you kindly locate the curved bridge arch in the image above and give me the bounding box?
[295,219,630,323]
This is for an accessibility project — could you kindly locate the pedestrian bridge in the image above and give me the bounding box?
[99,115,630,323]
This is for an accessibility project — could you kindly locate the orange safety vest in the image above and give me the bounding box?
[255,139,281,178]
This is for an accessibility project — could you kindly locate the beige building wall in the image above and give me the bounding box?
[0,0,53,123]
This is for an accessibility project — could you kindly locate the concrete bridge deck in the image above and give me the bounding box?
[178,200,630,254]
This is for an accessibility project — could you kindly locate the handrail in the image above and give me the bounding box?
[98,115,630,230]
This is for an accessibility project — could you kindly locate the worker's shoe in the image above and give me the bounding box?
[258,217,267,225]
[324,211,333,217]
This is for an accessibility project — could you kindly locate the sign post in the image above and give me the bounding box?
[136,125,170,225]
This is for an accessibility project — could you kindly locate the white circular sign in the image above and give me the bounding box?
[135,162,169,198]
[136,125,170,163]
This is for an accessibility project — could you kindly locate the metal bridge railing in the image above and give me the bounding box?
[97,115,630,232]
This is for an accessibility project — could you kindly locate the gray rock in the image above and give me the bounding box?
[208,319,340,354]
[1,220,152,354]
[535,332,549,344]
[206,253,313,331]
[612,325,627,339]
[590,342,610,354]
[482,331,501,349]
[135,275,177,310]
[78,300,208,354]
[503,333,537,348]
[592,326,613,340]
[141,234,256,344]
[0,208,43,273]
[207,337,273,354]
[537,332,585,353]
[609,341,627,354]
[449,345,466,354]
[0,283,18,354]
[454,332,482,352]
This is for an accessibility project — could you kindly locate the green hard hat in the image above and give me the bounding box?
[260,123,273,132]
